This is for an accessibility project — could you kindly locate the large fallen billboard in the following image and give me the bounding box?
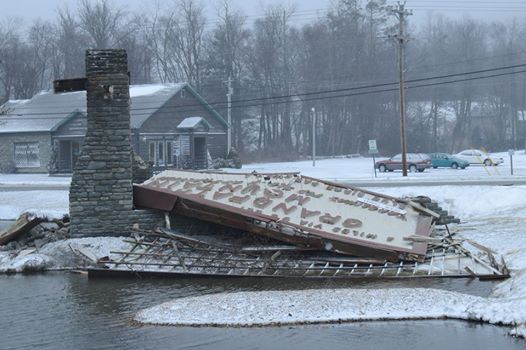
[134,171,437,261]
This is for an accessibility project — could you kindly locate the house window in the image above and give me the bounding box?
[148,140,176,166]
[166,141,173,165]
[149,142,155,161]
[14,142,40,168]
[157,142,165,165]
[180,89,186,98]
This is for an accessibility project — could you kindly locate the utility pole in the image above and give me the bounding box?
[226,75,233,155]
[390,2,412,176]
[312,107,316,167]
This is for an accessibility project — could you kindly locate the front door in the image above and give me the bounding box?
[192,137,207,169]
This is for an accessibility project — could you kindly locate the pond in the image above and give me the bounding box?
[1,273,524,350]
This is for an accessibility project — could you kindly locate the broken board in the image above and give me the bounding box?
[0,212,42,245]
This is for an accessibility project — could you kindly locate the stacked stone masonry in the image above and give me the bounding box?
[69,49,153,236]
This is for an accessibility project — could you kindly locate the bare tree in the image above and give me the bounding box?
[78,0,126,48]
[119,14,153,84]
[449,19,487,151]
[147,0,206,88]
[56,6,86,77]
[205,1,250,151]
[27,20,56,90]
[0,19,42,100]
[0,19,21,101]
[248,5,301,155]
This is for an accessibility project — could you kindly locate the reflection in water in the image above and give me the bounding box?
[0,273,524,350]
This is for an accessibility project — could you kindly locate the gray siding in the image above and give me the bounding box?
[139,87,228,165]
[53,112,87,138]
[0,132,52,173]
[140,87,227,134]
[208,133,228,158]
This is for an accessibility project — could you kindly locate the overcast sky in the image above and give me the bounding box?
[1,0,522,28]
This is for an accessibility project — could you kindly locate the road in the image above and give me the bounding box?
[3,177,526,191]
[340,177,526,187]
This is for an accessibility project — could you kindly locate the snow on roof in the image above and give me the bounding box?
[1,99,30,110]
[0,115,71,133]
[129,83,186,128]
[177,116,205,129]
[130,83,184,97]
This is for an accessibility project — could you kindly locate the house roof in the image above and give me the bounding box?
[1,99,30,111]
[0,83,228,134]
[177,116,211,130]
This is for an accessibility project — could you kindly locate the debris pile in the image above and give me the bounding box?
[0,213,70,251]
[90,170,509,281]
[0,171,509,281]
[409,196,461,225]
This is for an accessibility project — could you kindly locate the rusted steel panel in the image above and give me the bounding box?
[134,171,436,261]
[133,185,179,212]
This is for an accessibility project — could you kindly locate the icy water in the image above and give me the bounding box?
[0,273,524,350]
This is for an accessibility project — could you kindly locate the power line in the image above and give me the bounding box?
[5,62,526,113]
[2,66,525,119]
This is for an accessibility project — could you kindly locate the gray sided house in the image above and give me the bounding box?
[0,84,228,173]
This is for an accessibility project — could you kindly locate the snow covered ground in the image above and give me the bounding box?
[1,151,526,338]
[235,150,526,182]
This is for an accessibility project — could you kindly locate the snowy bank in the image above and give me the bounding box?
[135,288,481,326]
[0,237,130,273]
[134,286,526,337]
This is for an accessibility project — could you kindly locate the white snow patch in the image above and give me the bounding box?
[0,237,131,273]
[367,185,526,220]
[0,190,69,220]
[0,174,71,186]
[510,325,526,338]
[0,251,52,273]
[130,84,180,97]
[177,116,203,129]
[134,288,483,326]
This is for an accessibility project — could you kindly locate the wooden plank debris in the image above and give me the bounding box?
[0,212,42,245]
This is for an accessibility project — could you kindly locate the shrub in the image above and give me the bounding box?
[0,160,16,173]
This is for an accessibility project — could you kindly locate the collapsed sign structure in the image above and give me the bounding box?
[134,170,438,262]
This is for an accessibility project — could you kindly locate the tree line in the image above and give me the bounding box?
[1,0,525,158]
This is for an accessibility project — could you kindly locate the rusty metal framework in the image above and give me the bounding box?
[89,228,509,280]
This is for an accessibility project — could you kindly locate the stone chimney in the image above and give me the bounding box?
[69,49,133,236]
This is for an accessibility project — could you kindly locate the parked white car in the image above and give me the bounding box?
[454,149,504,166]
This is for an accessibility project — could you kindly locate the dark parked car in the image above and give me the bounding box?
[428,153,470,169]
[375,153,432,173]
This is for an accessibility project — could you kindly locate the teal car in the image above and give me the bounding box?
[428,153,470,169]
